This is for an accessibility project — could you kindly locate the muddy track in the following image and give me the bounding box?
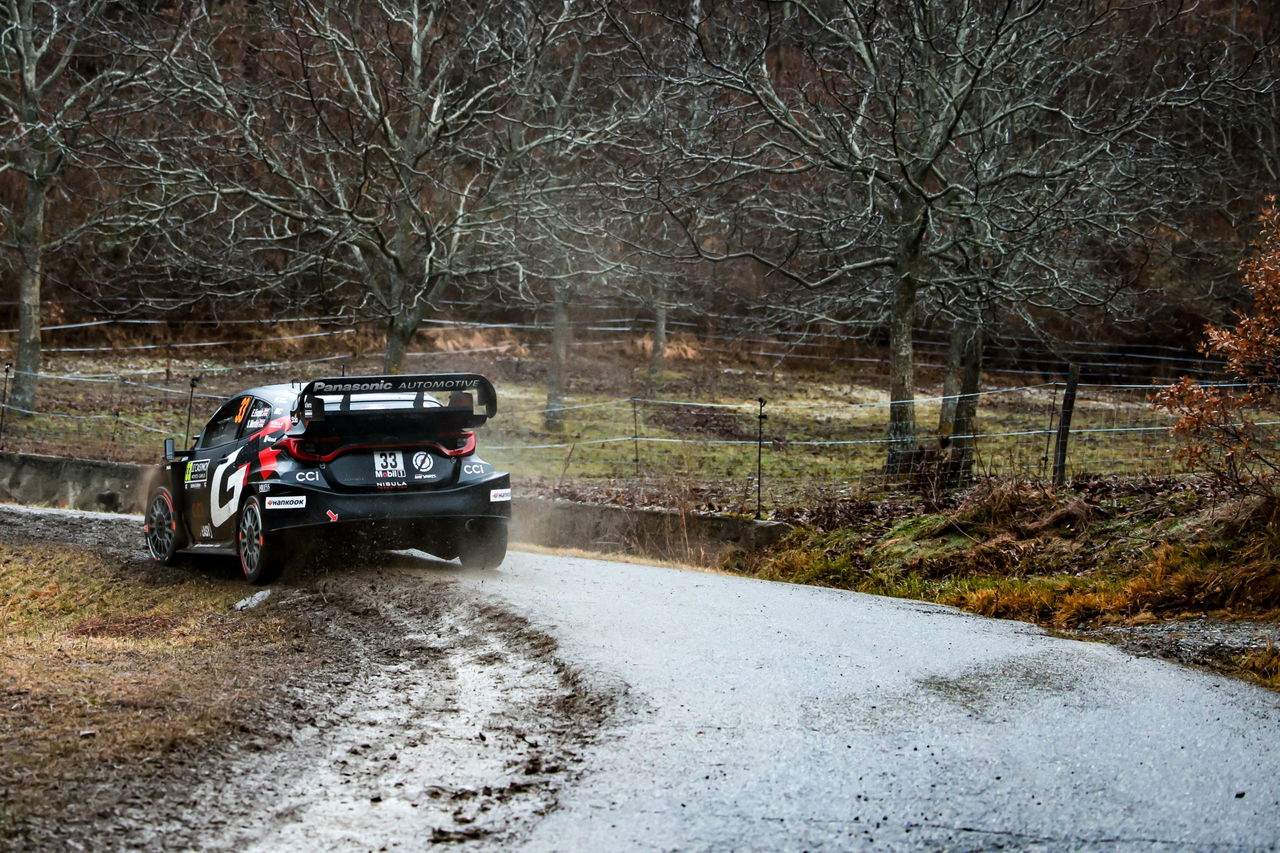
[0,506,619,852]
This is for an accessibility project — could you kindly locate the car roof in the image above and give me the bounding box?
[237,384,302,408]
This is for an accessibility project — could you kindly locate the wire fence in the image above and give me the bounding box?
[0,314,1243,514]
[0,358,1212,516]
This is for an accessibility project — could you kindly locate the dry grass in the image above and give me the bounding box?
[734,478,1280,634]
[1235,645,1280,690]
[0,543,306,833]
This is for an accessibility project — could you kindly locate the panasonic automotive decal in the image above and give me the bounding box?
[311,377,482,394]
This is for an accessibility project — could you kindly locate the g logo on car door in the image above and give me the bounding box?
[211,447,249,528]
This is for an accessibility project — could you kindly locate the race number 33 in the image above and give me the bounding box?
[374,450,404,478]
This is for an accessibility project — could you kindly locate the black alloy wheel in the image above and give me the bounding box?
[237,495,283,585]
[458,518,508,570]
[145,486,185,564]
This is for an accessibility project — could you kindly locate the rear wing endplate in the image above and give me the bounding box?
[294,373,498,426]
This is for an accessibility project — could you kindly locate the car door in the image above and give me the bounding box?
[184,395,254,543]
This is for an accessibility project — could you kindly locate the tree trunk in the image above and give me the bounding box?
[649,299,667,376]
[937,322,966,439]
[883,274,918,475]
[544,291,571,431]
[947,325,983,481]
[384,298,428,373]
[12,173,47,413]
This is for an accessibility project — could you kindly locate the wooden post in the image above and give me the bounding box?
[1052,363,1081,487]
[756,397,767,519]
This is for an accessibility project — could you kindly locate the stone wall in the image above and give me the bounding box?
[0,451,789,564]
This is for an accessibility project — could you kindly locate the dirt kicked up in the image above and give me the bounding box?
[0,505,617,852]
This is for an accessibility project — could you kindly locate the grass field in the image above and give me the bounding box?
[0,542,310,834]
[0,331,1210,515]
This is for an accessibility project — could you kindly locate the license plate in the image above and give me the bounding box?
[373,450,404,479]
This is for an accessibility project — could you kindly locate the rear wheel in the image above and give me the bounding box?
[237,495,284,585]
[457,518,507,570]
[144,486,186,565]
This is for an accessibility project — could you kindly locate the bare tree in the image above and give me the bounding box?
[136,0,626,372]
[0,0,165,409]
[624,0,1267,472]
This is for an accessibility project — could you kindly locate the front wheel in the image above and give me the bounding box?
[457,519,508,570]
[237,495,284,585]
[144,486,186,565]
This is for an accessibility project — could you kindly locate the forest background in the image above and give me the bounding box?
[1,0,1278,479]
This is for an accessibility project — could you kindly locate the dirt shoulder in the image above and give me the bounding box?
[0,506,616,852]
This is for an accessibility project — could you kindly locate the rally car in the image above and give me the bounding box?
[143,373,511,584]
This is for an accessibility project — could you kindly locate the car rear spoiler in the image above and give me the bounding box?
[294,373,498,427]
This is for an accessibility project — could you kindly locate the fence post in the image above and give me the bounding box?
[632,397,640,480]
[184,376,200,447]
[755,397,767,519]
[0,362,10,450]
[1041,381,1059,480]
[1052,363,1081,487]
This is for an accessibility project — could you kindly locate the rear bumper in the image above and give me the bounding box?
[256,473,511,534]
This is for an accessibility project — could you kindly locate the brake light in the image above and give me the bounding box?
[278,432,476,462]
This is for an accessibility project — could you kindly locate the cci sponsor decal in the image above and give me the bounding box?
[489,488,511,502]
[293,469,322,483]
[264,496,306,510]
[462,462,487,476]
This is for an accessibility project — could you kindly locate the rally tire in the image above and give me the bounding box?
[458,519,508,570]
[238,495,284,585]
[144,486,186,565]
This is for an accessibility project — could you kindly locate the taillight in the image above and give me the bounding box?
[278,432,476,462]
[278,437,326,461]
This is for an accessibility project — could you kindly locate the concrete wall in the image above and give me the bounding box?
[0,451,789,565]
[0,451,147,514]
[509,497,791,565]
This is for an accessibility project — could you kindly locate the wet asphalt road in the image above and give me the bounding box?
[6,501,1280,851]
[454,551,1280,852]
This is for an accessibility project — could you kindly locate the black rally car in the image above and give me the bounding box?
[143,373,511,583]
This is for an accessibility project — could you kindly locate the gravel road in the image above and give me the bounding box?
[5,504,1280,851]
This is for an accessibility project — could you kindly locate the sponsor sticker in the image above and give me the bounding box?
[313,377,480,394]
[462,462,488,476]
[412,451,434,473]
[185,459,209,487]
[257,483,271,493]
[293,469,322,483]
[200,524,212,538]
[264,496,306,510]
[489,488,512,502]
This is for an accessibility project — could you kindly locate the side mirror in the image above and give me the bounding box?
[164,438,176,461]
